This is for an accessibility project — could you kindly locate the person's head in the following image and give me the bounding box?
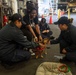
[41,18,46,24]
[26,1,35,9]
[55,16,70,31]
[11,13,26,28]
[29,7,37,19]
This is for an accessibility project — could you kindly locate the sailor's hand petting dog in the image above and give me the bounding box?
[34,36,38,42]
[39,35,42,42]
[34,36,42,42]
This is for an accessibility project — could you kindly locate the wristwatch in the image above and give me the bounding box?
[34,37,37,39]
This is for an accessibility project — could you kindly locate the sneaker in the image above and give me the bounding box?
[31,53,35,56]
[29,49,35,56]
[54,55,63,59]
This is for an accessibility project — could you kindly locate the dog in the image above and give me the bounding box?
[33,38,50,59]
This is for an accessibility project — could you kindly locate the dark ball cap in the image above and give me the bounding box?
[54,16,70,25]
[11,13,26,25]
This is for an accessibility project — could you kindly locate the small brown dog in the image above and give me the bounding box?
[33,38,50,59]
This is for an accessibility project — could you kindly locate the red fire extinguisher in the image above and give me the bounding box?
[3,15,8,27]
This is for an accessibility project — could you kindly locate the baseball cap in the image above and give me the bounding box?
[11,13,26,25]
[54,16,70,25]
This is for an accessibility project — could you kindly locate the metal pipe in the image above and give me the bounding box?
[58,9,61,19]
[11,0,18,14]
[68,8,70,19]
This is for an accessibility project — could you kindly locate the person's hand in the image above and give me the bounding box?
[46,30,49,33]
[34,37,38,42]
[42,30,47,33]
[39,35,42,42]
[62,49,67,54]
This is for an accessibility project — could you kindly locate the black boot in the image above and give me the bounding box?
[60,56,72,63]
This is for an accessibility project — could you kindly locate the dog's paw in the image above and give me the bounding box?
[36,55,38,59]
[41,55,44,58]
[44,52,47,55]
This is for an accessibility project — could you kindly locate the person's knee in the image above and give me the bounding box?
[27,33,33,41]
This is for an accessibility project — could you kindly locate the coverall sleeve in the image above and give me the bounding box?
[51,32,62,44]
[12,30,39,49]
